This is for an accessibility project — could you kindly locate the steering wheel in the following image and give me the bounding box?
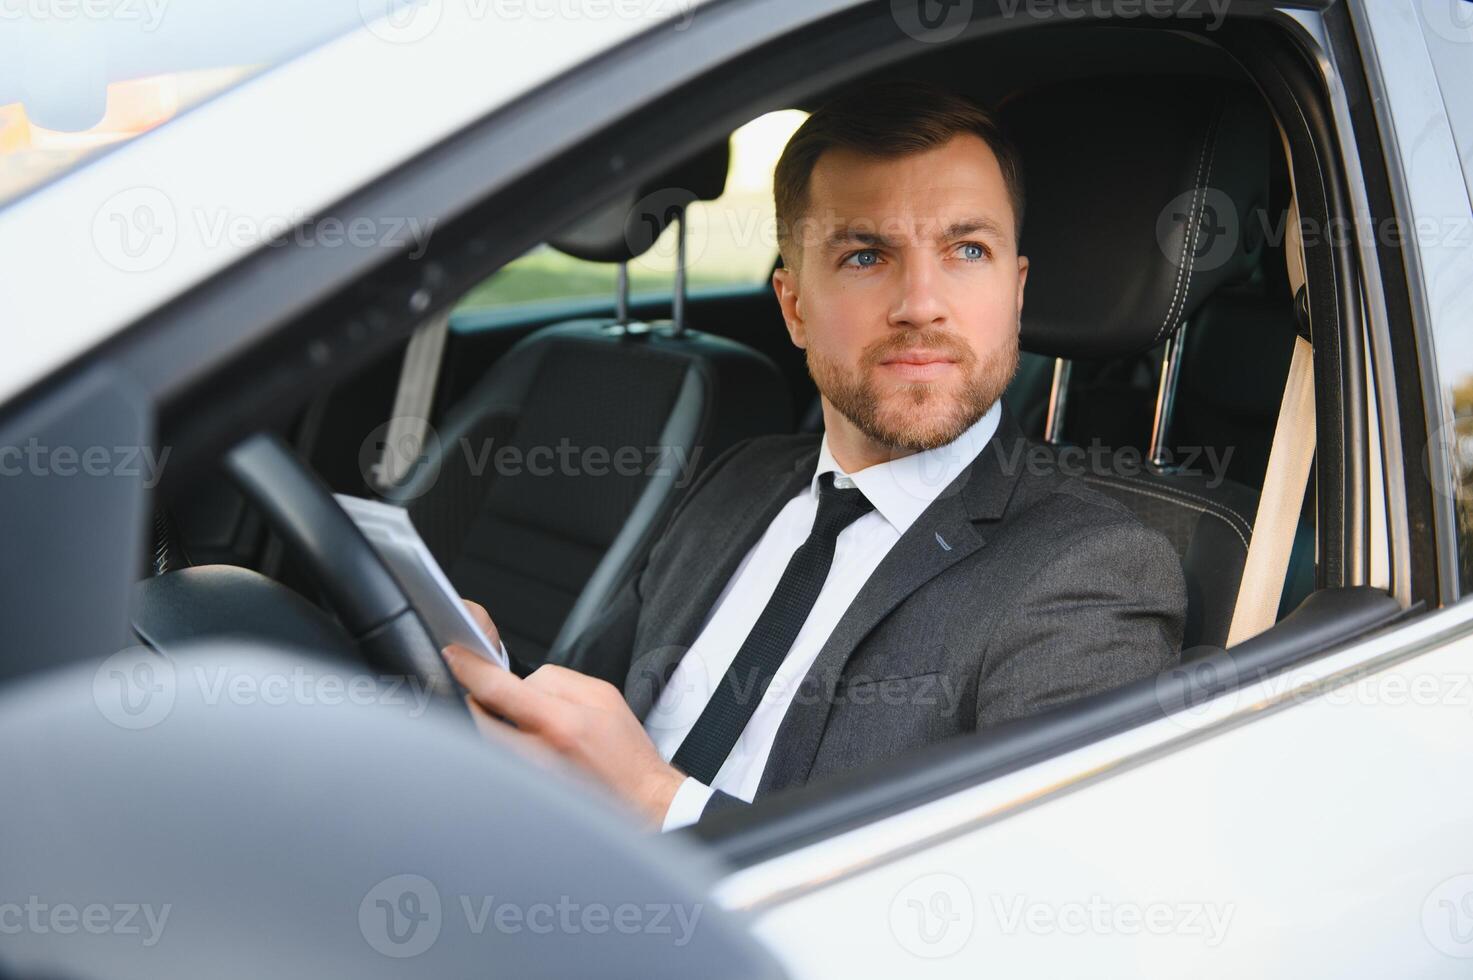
[221,433,461,701]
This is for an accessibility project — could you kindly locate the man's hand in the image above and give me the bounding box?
[444,601,686,828]
[461,599,504,654]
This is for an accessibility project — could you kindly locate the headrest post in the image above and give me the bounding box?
[1044,358,1071,445]
[615,262,630,326]
[1148,323,1188,469]
[671,206,687,337]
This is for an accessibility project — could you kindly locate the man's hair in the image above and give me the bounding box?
[773,80,1025,269]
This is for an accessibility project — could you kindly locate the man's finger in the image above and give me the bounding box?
[466,695,506,740]
[468,698,630,805]
[466,697,549,759]
[522,662,611,703]
[460,598,502,648]
[442,645,560,731]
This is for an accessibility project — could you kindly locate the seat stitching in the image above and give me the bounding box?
[1154,118,1212,345]
[1084,478,1247,553]
[1153,99,1225,347]
[1085,475,1250,540]
[1077,466,1250,528]
[1105,473,1254,532]
[1083,477,1248,553]
[1162,101,1225,344]
[1174,104,1224,333]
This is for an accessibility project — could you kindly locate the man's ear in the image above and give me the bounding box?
[1015,254,1029,325]
[772,266,806,348]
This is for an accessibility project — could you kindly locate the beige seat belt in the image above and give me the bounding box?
[374,313,450,490]
[1226,153,1316,647]
[1227,335,1316,646]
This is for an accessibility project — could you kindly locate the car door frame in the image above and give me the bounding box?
[5,0,1412,886]
[703,1,1473,909]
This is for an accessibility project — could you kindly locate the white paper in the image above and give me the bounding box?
[335,494,509,669]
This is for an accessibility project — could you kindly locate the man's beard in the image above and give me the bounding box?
[807,328,1019,453]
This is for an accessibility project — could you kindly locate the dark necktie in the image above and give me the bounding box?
[670,472,875,785]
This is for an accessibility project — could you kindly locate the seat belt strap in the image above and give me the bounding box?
[375,313,450,490]
[1227,334,1315,646]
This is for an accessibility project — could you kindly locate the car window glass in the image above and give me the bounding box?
[1414,0,1473,592]
[454,109,808,314]
[0,1,366,207]
[1415,0,1473,208]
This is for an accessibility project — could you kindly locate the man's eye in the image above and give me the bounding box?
[957,242,989,261]
[843,249,881,268]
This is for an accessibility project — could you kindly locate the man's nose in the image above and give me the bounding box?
[887,256,948,329]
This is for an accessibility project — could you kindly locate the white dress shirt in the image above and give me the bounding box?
[647,402,1002,831]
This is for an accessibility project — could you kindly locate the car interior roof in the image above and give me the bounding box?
[791,23,1252,112]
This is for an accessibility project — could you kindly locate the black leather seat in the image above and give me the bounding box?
[1175,282,1316,621]
[1176,283,1299,489]
[398,142,791,665]
[1001,78,1280,649]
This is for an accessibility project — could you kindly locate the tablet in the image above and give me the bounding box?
[335,494,509,669]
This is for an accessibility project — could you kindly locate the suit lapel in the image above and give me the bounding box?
[626,442,819,719]
[758,408,1028,794]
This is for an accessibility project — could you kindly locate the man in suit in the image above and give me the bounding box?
[441,81,1185,830]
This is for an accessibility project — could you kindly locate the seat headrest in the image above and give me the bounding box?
[1005,79,1273,360]
[1183,285,1298,418]
[547,137,730,264]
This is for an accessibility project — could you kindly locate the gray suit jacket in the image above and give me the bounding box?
[562,404,1186,820]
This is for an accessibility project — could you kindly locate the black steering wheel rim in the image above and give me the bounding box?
[222,432,460,700]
